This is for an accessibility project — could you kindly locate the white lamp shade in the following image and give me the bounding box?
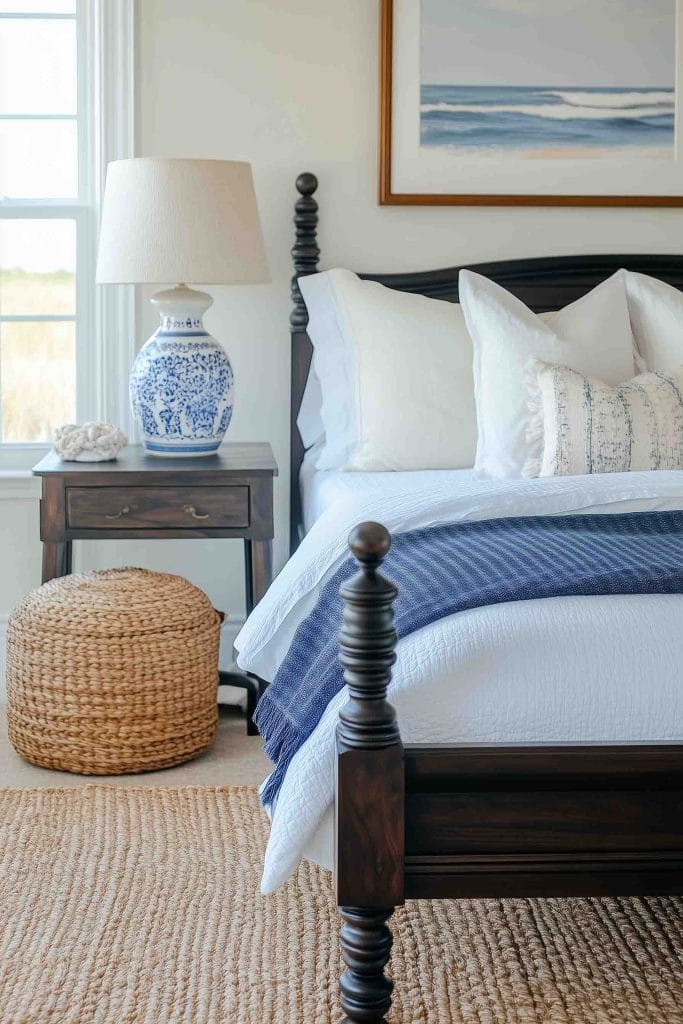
[95,158,269,286]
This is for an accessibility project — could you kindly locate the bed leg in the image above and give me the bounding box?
[340,906,395,1023]
[336,522,404,1024]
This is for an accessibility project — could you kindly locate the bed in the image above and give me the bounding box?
[239,172,683,1023]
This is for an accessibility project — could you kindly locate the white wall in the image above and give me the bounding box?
[1,0,682,684]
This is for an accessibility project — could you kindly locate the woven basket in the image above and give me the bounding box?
[6,568,220,775]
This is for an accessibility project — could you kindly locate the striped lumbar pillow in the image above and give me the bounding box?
[524,361,683,477]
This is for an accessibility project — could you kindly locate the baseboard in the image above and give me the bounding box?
[0,613,247,706]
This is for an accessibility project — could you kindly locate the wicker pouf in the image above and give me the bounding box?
[6,568,220,774]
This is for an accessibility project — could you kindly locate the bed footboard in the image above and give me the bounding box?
[404,743,683,899]
[335,522,683,1023]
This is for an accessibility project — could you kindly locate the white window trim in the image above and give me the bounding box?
[0,0,135,483]
[90,0,136,437]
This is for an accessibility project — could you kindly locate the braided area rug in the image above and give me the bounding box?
[1,786,682,1024]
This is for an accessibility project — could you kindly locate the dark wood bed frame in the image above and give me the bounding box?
[289,172,683,1022]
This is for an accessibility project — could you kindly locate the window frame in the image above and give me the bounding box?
[0,0,134,459]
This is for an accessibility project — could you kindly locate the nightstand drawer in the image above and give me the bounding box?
[66,486,250,529]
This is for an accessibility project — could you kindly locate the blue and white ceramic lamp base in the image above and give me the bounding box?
[130,285,234,457]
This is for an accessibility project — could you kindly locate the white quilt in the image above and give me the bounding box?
[235,470,683,892]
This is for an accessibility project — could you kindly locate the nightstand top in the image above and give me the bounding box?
[33,442,278,477]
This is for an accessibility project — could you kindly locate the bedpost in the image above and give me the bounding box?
[290,172,319,330]
[336,522,404,1023]
[290,171,320,555]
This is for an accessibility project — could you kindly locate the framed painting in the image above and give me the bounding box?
[379,0,683,206]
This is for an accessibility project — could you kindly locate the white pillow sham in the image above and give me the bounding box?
[296,364,324,450]
[526,360,683,478]
[459,269,637,479]
[298,268,477,472]
[624,270,683,373]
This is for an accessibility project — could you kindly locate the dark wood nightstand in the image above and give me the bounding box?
[33,443,278,733]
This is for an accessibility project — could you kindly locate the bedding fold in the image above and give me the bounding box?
[256,510,683,809]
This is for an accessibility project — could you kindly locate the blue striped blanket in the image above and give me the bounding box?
[255,511,683,808]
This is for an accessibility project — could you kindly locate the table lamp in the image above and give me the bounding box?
[96,158,269,457]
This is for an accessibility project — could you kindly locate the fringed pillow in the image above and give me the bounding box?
[524,361,683,478]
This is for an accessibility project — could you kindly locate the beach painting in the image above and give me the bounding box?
[420,1,676,160]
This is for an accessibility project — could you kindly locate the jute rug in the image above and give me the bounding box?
[1,786,682,1024]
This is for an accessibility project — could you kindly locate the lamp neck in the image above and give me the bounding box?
[151,284,213,334]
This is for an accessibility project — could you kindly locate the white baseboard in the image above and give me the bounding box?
[0,613,247,706]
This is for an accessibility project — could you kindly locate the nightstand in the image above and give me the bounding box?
[33,443,278,734]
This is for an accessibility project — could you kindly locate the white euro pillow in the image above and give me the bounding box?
[624,271,683,373]
[298,268,477,471]
[459,269,636,479]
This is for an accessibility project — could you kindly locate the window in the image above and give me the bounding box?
[0,0,134,449]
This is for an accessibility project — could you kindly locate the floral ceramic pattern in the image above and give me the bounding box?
[130,331,234,455]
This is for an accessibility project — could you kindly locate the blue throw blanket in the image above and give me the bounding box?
[255,510,683,808]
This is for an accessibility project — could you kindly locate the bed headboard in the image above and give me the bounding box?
[289,171,683,553]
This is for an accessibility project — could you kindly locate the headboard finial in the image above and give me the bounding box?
[290,172,320,331]
[295,172,318,196]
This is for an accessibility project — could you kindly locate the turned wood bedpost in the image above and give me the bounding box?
[290,171,320,555]
[336,522,404,1023]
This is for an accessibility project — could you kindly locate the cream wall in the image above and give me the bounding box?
[1,0,682,687]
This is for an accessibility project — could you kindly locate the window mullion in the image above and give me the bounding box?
[0,13,76,20]
[0,315,76,323]
[0,203,86,215]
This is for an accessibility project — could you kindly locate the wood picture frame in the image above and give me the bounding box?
[379,0,683,208]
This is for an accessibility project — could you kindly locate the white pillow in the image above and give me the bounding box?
[298,268,477,471]
[624,271,683,373]
[298,271,355,469]
[526,360,683,477]
[459,269,636,479]
[296,365,324,449]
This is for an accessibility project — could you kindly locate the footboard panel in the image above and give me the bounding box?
[404,743,683,898]
[333,521,683,1022]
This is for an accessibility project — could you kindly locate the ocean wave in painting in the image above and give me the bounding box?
[552,90,674,108]
[420,85,674,157]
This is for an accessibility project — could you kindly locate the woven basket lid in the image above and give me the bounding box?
[11,568,217,639]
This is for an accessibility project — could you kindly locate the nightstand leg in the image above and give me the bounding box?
[42,541,72,584]
[244,541,254,614]
[244,539,272,613]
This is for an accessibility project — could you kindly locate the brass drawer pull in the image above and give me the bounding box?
[183,504,210,520]
[105,505,130,520]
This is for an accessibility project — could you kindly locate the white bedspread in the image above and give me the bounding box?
[235,470,683,892]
